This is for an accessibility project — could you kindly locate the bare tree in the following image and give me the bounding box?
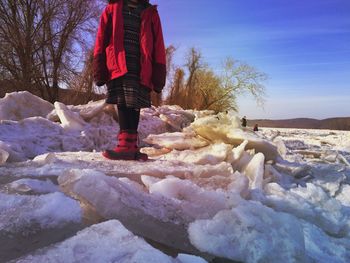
[0,0,41,92]
[165,47,267,112]
[166,67,185,106]
[0,0,100,102]
[166,45,176,80]
[219,58,267,108]
[68,48,101,104]
[183,47,205,108]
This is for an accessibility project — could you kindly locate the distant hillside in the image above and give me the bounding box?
[249,117,350,131]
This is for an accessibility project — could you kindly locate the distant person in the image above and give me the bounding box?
[93,0,166,160]
[241,116,247,127]
[253,124,259,131]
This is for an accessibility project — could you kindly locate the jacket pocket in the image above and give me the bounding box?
[105,46,118,71]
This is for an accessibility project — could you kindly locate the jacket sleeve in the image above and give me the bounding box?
[151,10,166,93]
[93,7,111,87]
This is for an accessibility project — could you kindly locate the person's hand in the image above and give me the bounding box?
[95,80,106,87]
[153,86,163,93]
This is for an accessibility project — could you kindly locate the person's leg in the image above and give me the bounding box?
[102,106,135,160]
[124,107,147,160]
[103,107,147,160]
[117,107,140,130]
[117,106,130,131]
[128,108,140,131]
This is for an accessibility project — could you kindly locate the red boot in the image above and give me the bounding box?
[102,130,148,161]
[102,130,136,160]
[126,130,148,161]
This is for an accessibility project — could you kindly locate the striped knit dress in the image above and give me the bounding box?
[105,0,151,108]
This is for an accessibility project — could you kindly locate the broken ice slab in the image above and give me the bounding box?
[0,148,9,164]
[54,102,87,131]
[5,178,59,194]
[0,192,83,262]
[0,118,63,161]
[57,169,238,258]
[243,152,265,190]
[0,152,235,185]
[143,131,209,150]
[156,143,233,165]
[11,220,208,263]
[0,192,82,234]
[263,182,350,237]
[188,201,306,263]
[0,91,54,121]
[336,184,350,207]
[189,115,280,161]
[274,159,313,179]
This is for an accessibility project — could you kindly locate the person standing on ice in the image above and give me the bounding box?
[93,0,166,161]
[241,116,247,128]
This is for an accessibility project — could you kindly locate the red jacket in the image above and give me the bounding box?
[93,0,166,92]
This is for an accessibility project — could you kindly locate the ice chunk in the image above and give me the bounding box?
[231,150,253,172]
[0,148,9,164]
[264,164,283,184]
[47,100,107,122]
[227,139,248,163]
[158,143,232,165]
[336,185,350,207]
[303,221,350,261]
[0,152,234,183]
[147,177,240,218]
[0,140,27,162]
[338,153,350,167]
[243,152,265,189]
[58,169,203,254]
[139,111,169,136]
[263,183,350,236]
[313,172,346,197]
[227,171,249,198]
[275,139,288,157]
[141,175,163,189]
[13,220,180,263]
[32,152,58,163]
[0,117,63,160]
[118,177,146,192]
[6,178,59,194]
[0,91,54,121]
[188,201,306,262]
[140,146,172,157]
[72,100,106,121]
[54,102,87,131]
[190,114,280,161]
[159,113,184,131]
[144,131,209,150]
[0,192,81,234]
[274,160,313,178]
[176,253,208,263]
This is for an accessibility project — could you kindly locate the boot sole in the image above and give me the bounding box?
[102,150,148,161]
[102,150,136,160]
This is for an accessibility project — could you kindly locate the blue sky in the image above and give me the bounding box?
[154,0,350,119]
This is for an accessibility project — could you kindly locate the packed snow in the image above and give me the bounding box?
[1,91,350,262]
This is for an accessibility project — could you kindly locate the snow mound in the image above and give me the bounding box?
[0,91,54,121]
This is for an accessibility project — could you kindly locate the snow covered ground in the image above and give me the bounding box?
[1,91,350,262]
